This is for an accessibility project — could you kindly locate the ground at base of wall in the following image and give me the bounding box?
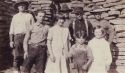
[0,68,124,73]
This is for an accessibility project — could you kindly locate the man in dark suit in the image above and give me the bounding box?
[69,7,94,45]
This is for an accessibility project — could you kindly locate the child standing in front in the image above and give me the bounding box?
[68,31,93,73]
[88,26,112,73]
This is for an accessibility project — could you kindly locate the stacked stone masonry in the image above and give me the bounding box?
[0,0,125,73]
[29,0,56,26]
[0,0,15,70]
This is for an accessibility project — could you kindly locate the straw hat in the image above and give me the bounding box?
[90,5,109,14]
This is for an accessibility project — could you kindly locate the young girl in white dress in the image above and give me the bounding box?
[88,26,112,73]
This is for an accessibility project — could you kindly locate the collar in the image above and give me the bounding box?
[18,12,25,14]
[76,18,84,21]
[55,24,64,28]
[35,22,45,27]
[94,37,105,40]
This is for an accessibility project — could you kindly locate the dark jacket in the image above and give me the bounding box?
[69,18,94,43]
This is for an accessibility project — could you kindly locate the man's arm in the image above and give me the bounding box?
[9,16,15,48]
[108,24,115,43]
[30,14,35,25]
[9,34,14,48]
[87,19,94,40]
[23,29,31,55]
[47,29,56,62]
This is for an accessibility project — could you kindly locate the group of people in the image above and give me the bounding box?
[9,0,114,73]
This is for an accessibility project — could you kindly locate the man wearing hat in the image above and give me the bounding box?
[90,8,115,43]
[69,7,94,44]
[9,0,34,73]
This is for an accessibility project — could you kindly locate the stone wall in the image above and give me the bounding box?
[0,0,15,70]
[0,0,125,72]
[29,0,56,26]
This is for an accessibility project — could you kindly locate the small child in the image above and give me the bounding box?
[68,31,93,73]
[88,26,112,73]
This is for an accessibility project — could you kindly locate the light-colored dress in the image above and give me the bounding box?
[45,24,71,73]
[88,38,112,73]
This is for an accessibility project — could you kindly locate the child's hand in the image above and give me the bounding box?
[82,65,88,70]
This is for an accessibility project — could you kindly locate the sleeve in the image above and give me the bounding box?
[26,14,35,31]
[87,46,94,61]
[9,16,15,35]
[88,20,94,40]
[45,25,50,36]
[68,30,72,51]
[105,42,112,66]
[30,14,35,25]
[47,28,54,56]
[68,45,75,57]
[47,28,53,41]
[108,24,115,43]
[69,21,75,40]
[68,29,72,40]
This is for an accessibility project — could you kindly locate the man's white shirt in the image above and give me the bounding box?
[9,12,34,35]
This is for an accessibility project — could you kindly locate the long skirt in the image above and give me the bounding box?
[45,55,68,73]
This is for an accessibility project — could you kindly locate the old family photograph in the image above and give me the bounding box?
[0,0,125,73]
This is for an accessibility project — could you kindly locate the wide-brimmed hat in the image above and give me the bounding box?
[14,0,29,10]
[71,7,84,14]
[59,3,72,13]
[90,5,109,14]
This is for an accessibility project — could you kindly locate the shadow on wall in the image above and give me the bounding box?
[0,21,13,70]
[0,0,15,70]
[110,42,119,73]
[0,40,13,71]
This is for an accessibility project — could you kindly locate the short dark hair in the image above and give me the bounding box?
[75,30,87,39]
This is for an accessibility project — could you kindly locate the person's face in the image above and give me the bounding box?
[95,14,101,20]
[75,13,83,20]
[36,12,45,23]
[76,38,85,45]
[94,29,103,39]
[63,13,69,18]
[18,4,26,12]
[58,19,65,26]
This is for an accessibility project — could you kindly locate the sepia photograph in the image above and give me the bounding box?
[0,0,125,73]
